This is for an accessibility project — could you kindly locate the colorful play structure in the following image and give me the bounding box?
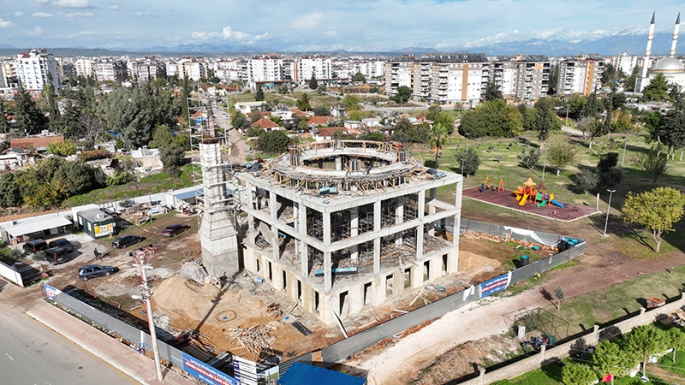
[480,177,505,193]
[513,178,564,208]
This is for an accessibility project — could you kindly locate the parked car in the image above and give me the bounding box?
[48,238,74,253]
[22,239,48,255]
[78,264,118,281]
[44,246,71,265]
[162,224,190,237]
[111,235,145,249]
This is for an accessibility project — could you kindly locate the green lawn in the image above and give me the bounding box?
[62,164,194,207]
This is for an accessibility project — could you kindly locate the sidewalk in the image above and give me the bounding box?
[26,301,196,385]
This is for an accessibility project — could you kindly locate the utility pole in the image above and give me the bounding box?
[541,147,548,180]
[603,189,616,237]
[621,138,628,167]
[134,249,163,381]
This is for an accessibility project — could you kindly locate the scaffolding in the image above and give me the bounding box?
[503,307,570,342]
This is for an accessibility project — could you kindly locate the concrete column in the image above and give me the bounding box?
[349,284,364,313]
[272,264,284,290]
[418,190,425,219]
[270,192,277,220]
[373,275,386,306]
[412,265,424,288]
[248,214,256,244]
[350,207,359,263]
[429,187,436,201]
[324,251,332,291]
[453,180,463,249]
[373,200,381,231]
[428,188,436,235]
[335,157,342,171]
[395,196,404,247]
[300,242,309,277]
[301,283,314,313]
[323,211,331,245]
[447,249,458,273]
[429,254,442,280]
[272,226,280,260]
[319,293,333,325]
[330,292,341,317]
[416,225,424,260]
[298,203,308,236]
[373,238,381,274]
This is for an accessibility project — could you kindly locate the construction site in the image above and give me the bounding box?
[236,140,463,325]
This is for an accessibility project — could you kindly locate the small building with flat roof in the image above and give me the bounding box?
[76,209,116,239]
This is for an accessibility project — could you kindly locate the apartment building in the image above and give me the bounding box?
[75,58,93,78]
[557,56,604,96]
[611,53,641,76]
[488,56,550,102]
[15,48,61,92]
[177,59,207,81]
[247,55,284,88]
[93,59,127,82]
[295,56,333,85]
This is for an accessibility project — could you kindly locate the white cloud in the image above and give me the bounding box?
[192,25,252,41]
[253,32,270,41]
[109,4,120,11]
[0,18,12,28]
[22,26,44,37]
[133,11,158,18]
[15,12,24,17]
[291,12,325,30]
[32,12,53,18]
[32,0,50,6]
[65,12,94,19]
[53,0,95,8]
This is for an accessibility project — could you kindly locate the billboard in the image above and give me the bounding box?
[183,352,236,385]
[479,272,512,298]
[42,283,61,300]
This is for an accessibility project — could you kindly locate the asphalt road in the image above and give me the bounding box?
[0,304,134,385]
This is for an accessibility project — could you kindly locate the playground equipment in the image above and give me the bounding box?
[480,177,505,193]
[513,178,564,208]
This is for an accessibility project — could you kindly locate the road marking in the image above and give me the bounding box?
[6,353,13,361]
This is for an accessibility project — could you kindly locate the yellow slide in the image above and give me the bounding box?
[519,193,528,206]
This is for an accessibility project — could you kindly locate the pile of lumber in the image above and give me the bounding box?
[225,325,276,355]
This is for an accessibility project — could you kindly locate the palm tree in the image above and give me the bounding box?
[430,122,449,168]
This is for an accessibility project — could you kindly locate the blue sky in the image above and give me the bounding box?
[0,0,682,51]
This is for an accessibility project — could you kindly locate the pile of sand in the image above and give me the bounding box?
[458,251,501,277]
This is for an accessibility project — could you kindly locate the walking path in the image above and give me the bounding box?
[348,252,685,385]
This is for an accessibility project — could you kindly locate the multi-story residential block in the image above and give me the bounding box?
[127,57,165,81]
[385,53,489,105]
[15,48,61,92]
[611,53,640,76]
[74,58,93,78]
[296,56,333,85]
[489,56,550,102]
[165,61,178,78]
[556,56,604,96]
[177,58,207,81]
[93,59,127,82]
[247,55,284,88]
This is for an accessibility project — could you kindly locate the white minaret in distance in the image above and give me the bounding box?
[670,12,681,57]
[642,12,656,79]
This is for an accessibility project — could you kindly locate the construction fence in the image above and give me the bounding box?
[42,218,585,382]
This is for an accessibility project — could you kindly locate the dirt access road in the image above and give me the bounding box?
[348,250,685,385]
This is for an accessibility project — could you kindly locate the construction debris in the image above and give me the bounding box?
[179,262,208,285]
[225,324,276,356]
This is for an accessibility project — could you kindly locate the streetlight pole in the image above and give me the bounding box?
[603,189,616,237]
[460,158,465,176]
[621,138,628,167]
[134,251,163,381]
[541,147,547,180]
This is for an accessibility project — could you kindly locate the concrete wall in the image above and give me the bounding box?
[458,293,685,385]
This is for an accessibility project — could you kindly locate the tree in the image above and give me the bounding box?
[622,186,685,253]
[518,149,540,170]
[393,86,412,105]
[518,104,538,131]
[358,129,384,142]
[669,327,685,363]
[429,123,448,168]
[642,73,670,101]
[561,363,597,385]
[611,110,633,133]
[596,152,622,189]
[659,98,685,153]
[316,84,327,95]
[547,65,559,95]
[601,63,618,85]
[534,97,560,142]
[591,340,635,380]
[546,137,578,175]
[483,80,503,101]
[0,173,21,207]
[349,110,363,121]
[257,130,291,154]
[554,286,565,310]
[159,143,185,177]
[47,140,77,156]
[309,73,318,90]
[624,325,668,377]
[255,85,264,101]
[581,92,603,119]
[624,66,640,92]
[454,148,480,177]
[351,72,366,83]
[633,144,669,185]
[296,93,311,111]
[14,88,47,135]
[574,169,599,195]
[0,100,9,133]
[459,99,522,138]
[343,95,361,110]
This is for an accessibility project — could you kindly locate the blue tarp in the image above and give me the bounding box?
[277,363,366,385]
[173,188,203,201]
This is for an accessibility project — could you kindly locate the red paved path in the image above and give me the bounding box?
[463,187,598,222]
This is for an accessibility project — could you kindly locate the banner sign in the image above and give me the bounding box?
[479,272,511,298]
[42,283,61,300]
[183,352,236,385]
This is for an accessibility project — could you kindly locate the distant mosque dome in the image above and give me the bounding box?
[652,56,685,72]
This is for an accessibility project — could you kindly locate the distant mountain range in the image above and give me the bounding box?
[0,32,680,57]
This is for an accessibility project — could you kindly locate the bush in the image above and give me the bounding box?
[106,171,136,187]
[518,149,540,170]
[574,169,598,194]
[454,148,480,177]
[48,140,77,156]
[77,149,111,161]
[246,127,265,138]
[256,130,291,154]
